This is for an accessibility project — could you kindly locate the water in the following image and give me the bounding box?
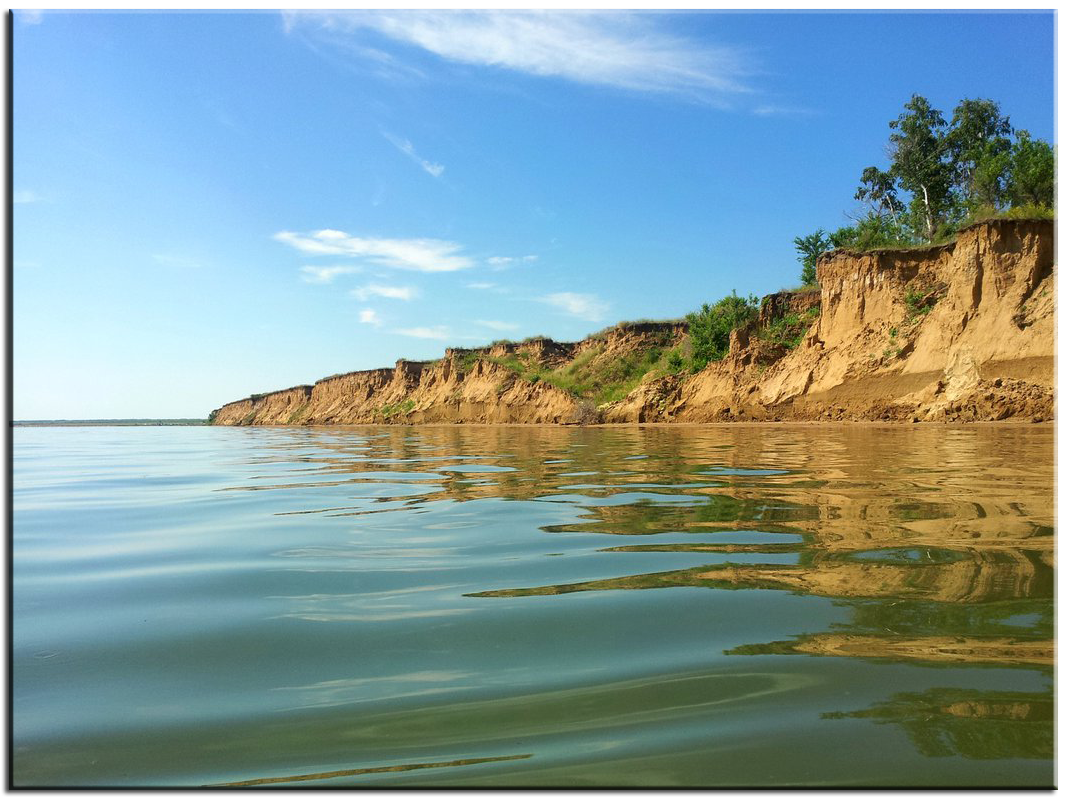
[12,424,1053,787]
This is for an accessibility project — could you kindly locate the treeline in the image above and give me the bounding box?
[795,95,1054,285]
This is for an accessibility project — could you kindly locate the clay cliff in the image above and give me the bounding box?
[210,218,1054,426]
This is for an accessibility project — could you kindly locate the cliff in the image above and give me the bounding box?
[211,219,1054,426]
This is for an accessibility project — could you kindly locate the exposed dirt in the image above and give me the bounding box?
[211,219,1053,426]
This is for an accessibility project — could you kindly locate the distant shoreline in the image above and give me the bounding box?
[13,420,209,427]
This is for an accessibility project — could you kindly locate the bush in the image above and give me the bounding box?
[666,348,686,373]
[1003,203,1054,221]
[686,292,760,371]
[831,213,913,250]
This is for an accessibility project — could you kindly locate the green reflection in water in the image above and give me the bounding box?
[824,688,1053,760]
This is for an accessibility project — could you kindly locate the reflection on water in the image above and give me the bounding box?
[823,688,1053,760]
[12,424,1053,787]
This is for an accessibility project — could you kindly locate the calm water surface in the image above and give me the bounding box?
[12,424,1053,787]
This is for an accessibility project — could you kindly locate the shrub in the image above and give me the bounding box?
[666,348,686,373]
[685,292,759,371]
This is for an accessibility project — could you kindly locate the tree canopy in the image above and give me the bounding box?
[794,95,1054,284]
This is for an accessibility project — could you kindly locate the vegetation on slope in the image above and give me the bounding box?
[451,289,822,412]
[475,328,682,407]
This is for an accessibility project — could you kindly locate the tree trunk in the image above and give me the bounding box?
[921,184,934,240]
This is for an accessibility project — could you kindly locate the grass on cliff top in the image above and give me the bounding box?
[472,329,688,407]
[459,293,825,406]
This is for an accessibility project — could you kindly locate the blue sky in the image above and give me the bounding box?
[13,10,1055,419]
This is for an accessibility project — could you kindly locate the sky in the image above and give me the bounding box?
[12,9,1056,419]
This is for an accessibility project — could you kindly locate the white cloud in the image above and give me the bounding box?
[382,131,445,178]
[300,265,362,283]
[539,292,610,322]
[487,254,537,269]
[14,190,40,204]
[752,104,814,117]
[476,319,520,332]
[394,325,451,340]
[466,281,496,290]
[275,229,473,272]
[285,11,752,102]
[16,10,42,25]
[359,308,384,327]
[351,283,417,301]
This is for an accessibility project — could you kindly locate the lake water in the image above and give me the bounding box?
[12,424,1054,787]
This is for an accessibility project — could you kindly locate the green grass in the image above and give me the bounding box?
[757,304,820,352]
[471,337,683,407]
[377,399,416,419]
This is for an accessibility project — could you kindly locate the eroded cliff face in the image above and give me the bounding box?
[211,357,583,426]
[211,219,1053,426]
[604,218,1054,423]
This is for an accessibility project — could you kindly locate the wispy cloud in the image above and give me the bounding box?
[14,190,41,204]
[476,319,520,332]
[539,291,609,322]
[466,281,510,294]
[300,265,362,283]
[752,104,814,117]
[275,229,473,272]
[16,9,42,25]
[351,283,417,301]
[284,11,753,103]
[487,254,537,269]
[394,325,451,340]
[359,308,384,327]
[382,131,445,178]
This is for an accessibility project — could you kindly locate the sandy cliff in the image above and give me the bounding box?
[211,219,1053,425]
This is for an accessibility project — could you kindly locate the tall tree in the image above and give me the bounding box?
[946,98,1013,209]
[888,95,953,241]
[1006,130,1054,208]
[855,166,904,222]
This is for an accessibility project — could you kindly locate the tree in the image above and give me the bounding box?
[1006,130,1054,208]
[946,98,1013,210]
[793,229,831,286]
[855,166,903,222]
[888,95,953,241]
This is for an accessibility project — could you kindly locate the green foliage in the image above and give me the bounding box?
[758,304,820,352]
[801,95,1054,253]
[1006,130,1054,209]
[855,165,904,220]
[793,229,830,285]
[829,213,911,251]
[1003,203,1055,221]
[904,288,939,320]
[206,409,218,424]
[946,98,1013,211]
[666,348,686,373]
[456,351,480,372]
[377,399,416,419]
[686,292,760,371]
[889,94,954,241]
